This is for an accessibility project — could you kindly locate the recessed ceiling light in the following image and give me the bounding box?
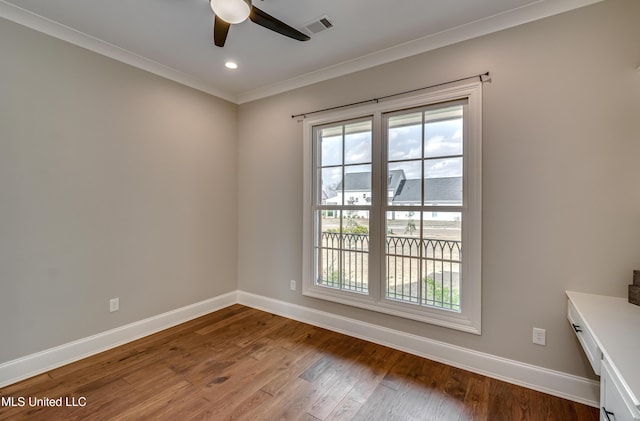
[225,61,238,70]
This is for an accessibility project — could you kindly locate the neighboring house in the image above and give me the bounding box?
[323,170,461,221]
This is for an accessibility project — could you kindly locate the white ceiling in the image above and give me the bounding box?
[0,0,601,103]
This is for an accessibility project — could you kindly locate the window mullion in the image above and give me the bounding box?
[376,111,388,304]
[418,110,426,305]
[367,112,379,301]
[339,125,346,290]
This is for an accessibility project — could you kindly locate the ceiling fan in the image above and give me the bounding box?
[209,0,310,47]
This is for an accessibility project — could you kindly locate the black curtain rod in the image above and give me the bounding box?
[291,72,490,119]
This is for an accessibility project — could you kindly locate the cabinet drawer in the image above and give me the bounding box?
[601,358,640,421]
[567,299,602,375]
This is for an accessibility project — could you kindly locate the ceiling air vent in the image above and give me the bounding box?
[301,15,334,36]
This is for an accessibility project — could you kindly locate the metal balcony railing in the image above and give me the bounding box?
[318,232,369,294]
[317,232,461,311]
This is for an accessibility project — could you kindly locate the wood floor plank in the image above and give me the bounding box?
[307,339,392,420]
[0,305,599,421]
[105,379,194,420]
[221,389,272,420]
[198,344,299,419]
[326,397,363,421]
[250,376,317,420]
[350,378,409,421]
[265,318,320,351]
[194,306,263,336]
[258,328,339,397]
[461,374,490,420]
[339,345,403,405]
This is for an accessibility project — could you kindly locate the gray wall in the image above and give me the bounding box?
[2,0,638,382]
[0,19,238,363]
[238,0,640,379]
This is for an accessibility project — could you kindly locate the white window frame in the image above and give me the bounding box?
[302,82,482,334]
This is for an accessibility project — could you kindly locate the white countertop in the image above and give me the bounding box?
[566,291,640,410]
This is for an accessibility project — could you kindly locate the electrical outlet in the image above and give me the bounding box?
[109,298,119,313]
[532,327,546,346]
[290,280,297,291]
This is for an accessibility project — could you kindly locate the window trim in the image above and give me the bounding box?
[302,82,482,334]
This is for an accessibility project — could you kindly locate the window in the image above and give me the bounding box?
[313,118,372,294]
[302,82,482,334]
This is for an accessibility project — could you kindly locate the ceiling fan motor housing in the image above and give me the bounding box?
[210,0,252,24]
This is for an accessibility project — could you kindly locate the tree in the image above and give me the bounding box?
[405,220,417,235]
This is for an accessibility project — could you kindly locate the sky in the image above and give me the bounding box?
[319,111,463,190]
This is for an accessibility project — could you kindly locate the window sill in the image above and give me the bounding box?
[302,285,481,335]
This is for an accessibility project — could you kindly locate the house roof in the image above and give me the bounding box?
[328,171,461,205]
[336,169,406,192]
[392,177,462,205]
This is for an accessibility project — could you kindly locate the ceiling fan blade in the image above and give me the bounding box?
[213,15,231,47]
[249,6,310,42]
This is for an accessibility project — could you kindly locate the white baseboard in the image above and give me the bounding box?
[0,289,599,408]
[0,291,238,388]
[237,290,600,408]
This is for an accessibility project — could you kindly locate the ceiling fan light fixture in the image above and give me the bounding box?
[210,0,251,24]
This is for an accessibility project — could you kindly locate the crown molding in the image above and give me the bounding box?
[0,1,238,103]
[236,0,603,103]
[1,0,602,105]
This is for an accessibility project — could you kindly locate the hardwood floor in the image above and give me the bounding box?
[0,305,598,420]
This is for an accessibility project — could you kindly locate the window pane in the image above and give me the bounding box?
[341,211,369,293]
[321,167,342,205]
[314,209,369,293]
[320,130,342,167]
[388,161,421,206]
[422,213,461,311]
[424,117,463,158]
[388,112,422,161]
[424,157,462,179]
[424,157,462,206]
[344,121,372,165]
[315,209,341,289]
[344,164,371,205]
[385,212,421,304]
[384,211,462,311]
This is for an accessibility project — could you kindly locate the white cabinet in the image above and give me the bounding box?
[566,292,640,421]
[601,359,639,421]
[567,299,602,375]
